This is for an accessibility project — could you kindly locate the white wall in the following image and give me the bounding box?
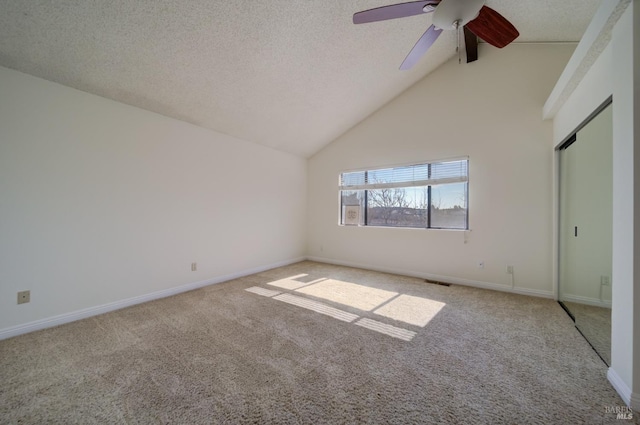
[308,44,574,296]
[0,66,307,334]
[632,0,640,404]
[610,1,640,407]
[551,44,613,147]
[550,1,639,408]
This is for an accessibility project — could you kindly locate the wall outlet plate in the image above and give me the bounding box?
[17,290,30,304]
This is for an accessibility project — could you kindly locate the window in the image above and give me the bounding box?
[339,158,468,229]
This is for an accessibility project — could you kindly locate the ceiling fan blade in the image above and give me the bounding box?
[463,26,478,63]
[353,1,439,24]
[465,6,519,48]
[400,24,443,70]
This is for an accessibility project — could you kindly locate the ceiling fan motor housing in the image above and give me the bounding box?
[432,0,485,30]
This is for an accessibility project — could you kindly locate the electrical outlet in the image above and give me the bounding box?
[191,262,197,272]
[601,276,610,286]
[477,261,485,269]
[17,290,30,305]
[506,265,514,274]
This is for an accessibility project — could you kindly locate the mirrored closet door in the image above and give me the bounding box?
[558,102,612,365]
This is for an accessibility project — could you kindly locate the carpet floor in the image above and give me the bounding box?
[0,261,634,424]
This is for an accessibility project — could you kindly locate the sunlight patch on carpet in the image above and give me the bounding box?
[245,286,281,297]
[355,318,416,341]
[273,294,359,323]
[374,294,445,327]
[267,274,327,290]
[295,279,398,311]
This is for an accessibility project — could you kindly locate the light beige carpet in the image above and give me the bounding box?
[0,261,633,424]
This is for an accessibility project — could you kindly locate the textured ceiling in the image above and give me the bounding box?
[0,0,601,157]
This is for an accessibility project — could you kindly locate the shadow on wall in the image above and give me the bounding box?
[245,272,446,342]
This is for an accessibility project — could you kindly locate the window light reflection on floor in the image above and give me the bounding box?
[245,286,415,340]
[273,293,359,323]
[374,294,445,327]
[248,271,448,340]
[267,274,327,290]
[355,318,416,341]
[295,279,398,311]
[245,286,281,297]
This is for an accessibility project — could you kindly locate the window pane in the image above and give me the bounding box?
[430,160,468,180]
[340,190,364,225]
[340,171,365,187]
[430,182,467,229]
[367,186,427,228]
[367,164,428,185]
[339,159,468,230]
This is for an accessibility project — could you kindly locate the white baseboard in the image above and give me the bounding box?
[608,367,633,407]
[306,256,554,299]
[561,294,612,308]
[0,256,306,341]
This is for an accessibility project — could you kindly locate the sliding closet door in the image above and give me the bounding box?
[559,103,612,364]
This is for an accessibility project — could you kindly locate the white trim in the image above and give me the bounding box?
[337,224,467,232]
[632,393,640,412]
[339,155,469,175]
[543,0,630,120]
[560,294,612,308]
[0,256,306,341]
[307,256,554,299]
[552,148,560,301]
[608,367,633,407]
[340,176,467,191]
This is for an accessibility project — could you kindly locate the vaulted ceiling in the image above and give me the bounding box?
[0,1,601,157]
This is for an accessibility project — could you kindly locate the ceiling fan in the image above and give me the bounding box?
[353,0,519,70]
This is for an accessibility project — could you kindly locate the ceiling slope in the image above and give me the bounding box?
[0,0,601,157]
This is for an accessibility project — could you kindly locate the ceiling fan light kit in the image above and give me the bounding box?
[353,0,519,70]
[422,4,437,13]
[431,0,484,30]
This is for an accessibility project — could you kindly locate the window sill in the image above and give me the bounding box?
[338,224,468,232]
